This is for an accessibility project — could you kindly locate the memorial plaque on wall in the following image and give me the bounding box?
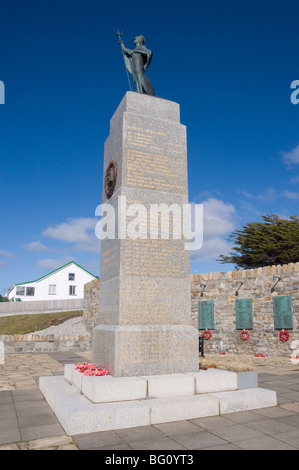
[198,300,215,330]
[235,298,253,330]
[273,296,293,330]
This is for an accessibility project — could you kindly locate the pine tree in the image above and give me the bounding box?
[217,215,299,269]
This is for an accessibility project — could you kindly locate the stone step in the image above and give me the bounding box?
[39,376,150,435]
[210,388,277,415]
[64,365,242,403]
[39,374,277,435]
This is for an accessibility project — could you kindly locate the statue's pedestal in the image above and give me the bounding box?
[93,92,198,376]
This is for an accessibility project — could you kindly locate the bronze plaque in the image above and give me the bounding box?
[273,296,293,330]
[235,298,253,330]
[104,160,118,199]
[198,300,215,330]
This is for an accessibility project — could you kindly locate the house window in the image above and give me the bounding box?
[49,284,57,295]
[16,286,25,296]
[68,273,75,281]
[69,285,76,296]
[26,287,35,296]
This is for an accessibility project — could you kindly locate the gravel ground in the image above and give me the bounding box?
[200,352,299,372]
[31,317,89,337]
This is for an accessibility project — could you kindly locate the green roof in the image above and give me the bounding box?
[15,261,98,286]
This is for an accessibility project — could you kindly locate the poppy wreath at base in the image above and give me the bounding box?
[279,329,290,342]
[240,329,250,341]
[203,329,212,340]
[74,363,109,376]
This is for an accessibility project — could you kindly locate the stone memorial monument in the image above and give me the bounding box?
[92,90,199,377]
[39,34,277,435]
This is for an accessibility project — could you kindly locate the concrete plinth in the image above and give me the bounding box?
[39,366,277,435]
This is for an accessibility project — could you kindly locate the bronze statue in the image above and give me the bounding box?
[115,31,155,96]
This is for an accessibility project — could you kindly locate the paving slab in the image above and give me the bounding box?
[129,436,187,450]
[115,425,165,446]
[235,435,298,450]
[153,420,205,436]
[189,415,243,430]
[169,429,228,450]
[246,417,298,436]
[223,410,274,424]
[252,406,297,418]
[276,413,299,427]
[74,431,126,450]
[271,429,299,448]
[208,423,264,442]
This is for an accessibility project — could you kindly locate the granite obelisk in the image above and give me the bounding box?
[93,91,199,376]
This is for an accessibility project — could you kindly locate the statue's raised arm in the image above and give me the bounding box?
[118,35,155,96]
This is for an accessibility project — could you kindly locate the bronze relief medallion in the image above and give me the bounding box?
[104,160,118,199]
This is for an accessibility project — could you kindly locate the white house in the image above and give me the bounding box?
[8,262,98,302]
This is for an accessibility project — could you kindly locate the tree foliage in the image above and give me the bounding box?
[217,215,299,269]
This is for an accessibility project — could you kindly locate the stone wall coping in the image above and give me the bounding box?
[191,262,299,282]
[0,333,90,342]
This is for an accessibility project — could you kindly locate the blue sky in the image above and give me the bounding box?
[1,0,299,295]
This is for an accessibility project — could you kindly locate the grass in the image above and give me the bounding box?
[0,310,83,335]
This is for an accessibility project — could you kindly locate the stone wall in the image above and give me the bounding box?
[83,262,299,357]
[1,333,91,353]
[0,299,83,317]
[192,262,299,356]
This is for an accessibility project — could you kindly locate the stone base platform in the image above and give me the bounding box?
[39,366,277,435]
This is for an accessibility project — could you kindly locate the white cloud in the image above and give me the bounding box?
[190,198,236,262]
[0,250,16,259]
[282,144,299,167]
[42,217,100,253]
[283,190,299,200]
[191,237,231,261]
[238,187,277,203]
[256,187,277,202]
[290,176,299,184]
[201,198,235,238]
[24,241,48,252]
[43,218,96,243]
[36,256,75,271]
[73,238,100,254]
